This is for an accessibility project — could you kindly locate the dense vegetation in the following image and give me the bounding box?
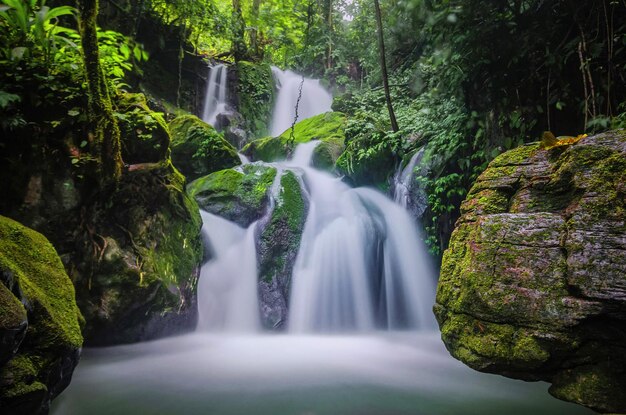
[4,0,624,255]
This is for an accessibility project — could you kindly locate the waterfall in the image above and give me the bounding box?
[196,211,259,331]
[392,147,428,219]
[269,67,333,136]
[202,64,228,127]
[287,142,436,332]
[197,141,435,333]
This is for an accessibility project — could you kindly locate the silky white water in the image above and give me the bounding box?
[393,147,425,208]
[51,332,592,415]
[288,142,435,332]
[270,67,333,136]
[196,211,259,332]
[202,64,228,126]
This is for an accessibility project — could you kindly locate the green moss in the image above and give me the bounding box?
[0,216,82,348]
[235,61,274,137]
[243,112,347,168]
[259,171,306,282]
[0,216,83,408]
[490,143,540,166]
[276,111,347,144]
[188,165,277,227]
[115,92,171,164]
[0,282,26,329]
[169,114,240,180]
[0,354,48,401]
[440,313,550,372]
[549,364,626,413]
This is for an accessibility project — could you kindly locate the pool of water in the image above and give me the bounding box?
[51,332,593,415]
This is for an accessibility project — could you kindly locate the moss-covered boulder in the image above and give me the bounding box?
[242,112,347,170]
[115,92,171,164]
[435,130,626,413]
[0,216,83,414]
[71,162,203,345]
[188,165,277,228]
[169,114,240,181]
[232,61,274,138]
[258,171,308,329]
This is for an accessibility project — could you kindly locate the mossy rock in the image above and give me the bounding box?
[258,171,308,329]
[188,164,277,228]
[242,112,346,170]
[435,130,626,414]
[115,92,171,164]
[335,132,398,190]
[72,161,204,345]
[233,61,274,138]
[169,114,241,181]
[0,216,83,413]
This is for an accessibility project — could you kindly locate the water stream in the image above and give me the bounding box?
[270,67,333,136]
[202,64,228,126]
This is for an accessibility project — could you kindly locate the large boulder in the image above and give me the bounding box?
[72,162,204,345]
[435,130,626,413]
[0,216,83,414]
[169,114,240,181]
[243,112,346,170]
[187,165,277,228]
[115,92,171,164]
[257,171,308,329]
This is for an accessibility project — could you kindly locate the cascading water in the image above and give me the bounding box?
[196,211,259,332]
[270,67,333,136]
[392,147,428,219]
[202,64,228,126]
[287,142,435,332]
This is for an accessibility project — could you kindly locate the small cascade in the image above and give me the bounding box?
[270,67,333,136]
[197,142,435,334]
[238,153,250,165]
[196,211,259,332]
[202,64,228,126]
[288,142,436,332]
[392,147,428,219]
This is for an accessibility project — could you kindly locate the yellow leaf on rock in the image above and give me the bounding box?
[540,131,587,150]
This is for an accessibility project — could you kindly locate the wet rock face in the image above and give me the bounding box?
[257,171,308,329]
[73,162,204,346]
[0,216,83,414]
[435,130,626,414]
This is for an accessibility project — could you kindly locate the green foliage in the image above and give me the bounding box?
[0,0,76,64]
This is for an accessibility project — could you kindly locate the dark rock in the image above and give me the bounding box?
[115,92,171,164]
[169,114,241,181]
[257,171,308,329]
[0,216,83,414]
[72,162,204,345]
[435,130,626,413]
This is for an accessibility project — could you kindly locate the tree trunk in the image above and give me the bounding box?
[374,0,399,132]
[325,0,333,70]
[232,0,247,61]
[249,0,262,59]
[76,0,123,185]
